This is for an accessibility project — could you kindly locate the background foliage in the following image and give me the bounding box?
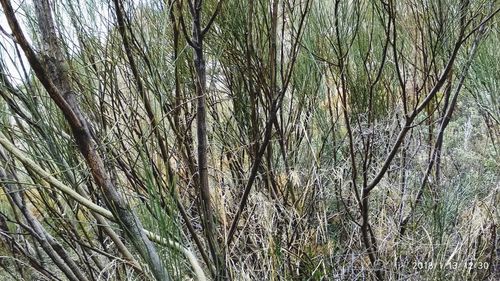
[0,0,498,280]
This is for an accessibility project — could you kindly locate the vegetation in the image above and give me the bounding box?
[0,0,498,280]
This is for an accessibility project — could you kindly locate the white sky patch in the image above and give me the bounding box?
[0,0,31,86]
[0,0,121,86]
[0,0,165,87]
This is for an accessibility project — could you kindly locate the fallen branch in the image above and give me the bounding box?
[0,131,207,281]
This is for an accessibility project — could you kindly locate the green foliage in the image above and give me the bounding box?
[0,0,499,280]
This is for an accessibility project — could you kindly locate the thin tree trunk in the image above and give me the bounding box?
[190,1,224,277]
[0,0,169,280]
[0,160,88,281]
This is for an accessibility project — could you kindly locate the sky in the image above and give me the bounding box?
[1,0,180,87]
[0,0,30,85]
[0,0,117,86]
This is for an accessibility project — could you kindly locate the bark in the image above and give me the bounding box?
[0,131,207,280]
[185,0,225,278]
[0,152,88,281]
[0,0,169,280]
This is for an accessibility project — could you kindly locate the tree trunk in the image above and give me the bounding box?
[0,0,170,279]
